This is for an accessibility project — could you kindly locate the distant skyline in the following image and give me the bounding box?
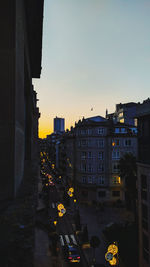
[33,0,150,138]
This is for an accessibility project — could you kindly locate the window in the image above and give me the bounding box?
[81,129,87,135]
[98,164,104,173]
[88,151,93,158]
[98,128,104,135]
[112,176,121,184]
[98,151,104,160]
[141,175,147,201]
[143,232,149,263]
[81,139,87,146]
[112,191,120,197]
[112,163,120,173]
[142,203,148,220]
[82,176,87,183]
[98,191,106,197]
[88,176,93,183]
[112,139,120,147]
[112,151,120,159]
[81,163,86,172]
[97,176,105,185]
[98,139,104,148]
[88,129,92,135]
[81,151,86,159]
[88,164,93,173]
[124,139,132,146]
[115,128,120,133]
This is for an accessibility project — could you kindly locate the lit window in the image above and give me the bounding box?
[112,176,121,184]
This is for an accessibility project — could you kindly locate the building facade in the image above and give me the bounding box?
[63,116,137,204]
[54,116,65,133]
[106,102,138,126]
[0,0,44,203]
[136,99,150,267]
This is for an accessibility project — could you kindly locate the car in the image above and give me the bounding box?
[66,245,80,263]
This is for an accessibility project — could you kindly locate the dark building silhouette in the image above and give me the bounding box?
[0,1,44,203]
[137,98,150,267]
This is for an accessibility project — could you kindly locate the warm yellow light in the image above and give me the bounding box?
[53,220,57,226]
[59,176,61,179]
[69,187,74,193]
[112,142,115,146]
[68,191,73,197]
[58,212,63,217]
[108,244,118,255]
[109,257,117,266]
[57,203,64,211]
[74,199,77,203]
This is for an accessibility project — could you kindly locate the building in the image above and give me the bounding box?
[136,99,150,267]
[54,116,65,133]
[106,102,138,126]
[63,116,137,204]
[0,0,44,202]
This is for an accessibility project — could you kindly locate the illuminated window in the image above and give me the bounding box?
[112,139,120,147]
[112,176,121,184]
[120,118,124,123]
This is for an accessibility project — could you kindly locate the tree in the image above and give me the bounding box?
[119,153,137,213]
[90,236,100,263]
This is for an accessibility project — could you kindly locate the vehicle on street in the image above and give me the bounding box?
[65,245,80,263]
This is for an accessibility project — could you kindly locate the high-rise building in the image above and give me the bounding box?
[54,117,65,133]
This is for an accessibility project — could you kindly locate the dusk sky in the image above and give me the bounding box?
[33,0,150,138]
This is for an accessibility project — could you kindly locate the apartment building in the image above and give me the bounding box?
[64,116,137,204]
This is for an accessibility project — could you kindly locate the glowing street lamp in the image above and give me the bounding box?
[53,220,57,226]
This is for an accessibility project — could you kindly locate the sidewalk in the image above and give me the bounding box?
[34,178,53,267]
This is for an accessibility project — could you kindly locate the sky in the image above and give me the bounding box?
[33,0,150,138]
